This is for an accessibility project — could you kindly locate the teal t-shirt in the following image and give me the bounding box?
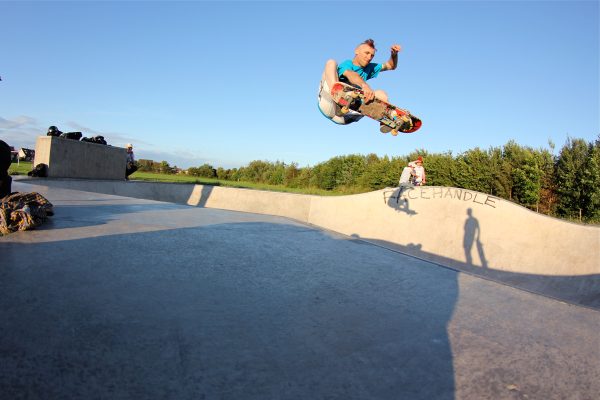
[337,60,382,82]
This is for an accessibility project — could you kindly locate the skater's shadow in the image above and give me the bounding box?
[464,208,488,268]
[383,187,418,216]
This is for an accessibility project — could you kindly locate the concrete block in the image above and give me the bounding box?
[34,136,126,180]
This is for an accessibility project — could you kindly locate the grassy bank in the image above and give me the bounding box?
[8,161,33,175]
[129,170,361,196]
[9,162,359,196]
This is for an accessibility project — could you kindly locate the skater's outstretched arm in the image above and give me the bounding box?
[381,44,401,71]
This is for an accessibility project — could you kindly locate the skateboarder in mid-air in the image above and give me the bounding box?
[318,39,402,132]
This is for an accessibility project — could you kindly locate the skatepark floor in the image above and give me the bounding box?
[1,181,599,400]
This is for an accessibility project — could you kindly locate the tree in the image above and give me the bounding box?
[238,160,272,183]
[358,155,389,189]
[284,162,301,187]
[158,161,174,174]
[264,161,285,185]
[581,139,600,220]
[311,158,341,190]
[555,138,589,220]
[294,166,313,189]
[534,147,557,215]
[420,152,454,187]
[502,140,531,201]
[194,163,217,178]
[454,148,493,193]
[216,167,230,180]
[488,146,512,198]
[511,151,542,209]
[338,154,367,188]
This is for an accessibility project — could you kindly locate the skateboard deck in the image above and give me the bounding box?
[330,81,422,135]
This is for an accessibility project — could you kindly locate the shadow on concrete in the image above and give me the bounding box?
[351,233,600,310]
[383,187,418,216]
[187,184,214,207]
[47,203,182,229]
[14,179,215,209]
[463,208,488,268]
[1,222,457,399]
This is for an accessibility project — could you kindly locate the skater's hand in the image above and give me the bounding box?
[382,45,402,71]
[362,84,375,103]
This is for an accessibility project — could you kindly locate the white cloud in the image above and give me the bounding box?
[0,115,143,150]
[0,115,42,149]
[0,115,38,129]
[64,120,147,147]
[0,115,242,168]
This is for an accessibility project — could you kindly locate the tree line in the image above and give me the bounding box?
[139,136,600,223]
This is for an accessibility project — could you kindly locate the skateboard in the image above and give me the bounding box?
[330,81,422,135]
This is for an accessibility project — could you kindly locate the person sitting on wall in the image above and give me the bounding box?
[397,160,418,203]
[399,161,417,188]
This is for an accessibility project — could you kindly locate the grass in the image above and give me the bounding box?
[8,161,32,175]
[8,162,355,196]
[129,170,358,196]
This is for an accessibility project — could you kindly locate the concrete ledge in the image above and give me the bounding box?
[34,136,126,180]
[17,178,600,308]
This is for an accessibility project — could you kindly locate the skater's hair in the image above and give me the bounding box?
[361,39,376,50]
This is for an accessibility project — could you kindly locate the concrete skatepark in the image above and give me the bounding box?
[1,138,599,398]
[21,175,600,310]
[2,177,599,399]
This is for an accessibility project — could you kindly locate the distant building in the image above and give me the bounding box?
[137,159,158,172]
[9,146,18,162]
[18,148,35,162]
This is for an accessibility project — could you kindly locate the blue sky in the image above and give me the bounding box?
[1,1,598,169]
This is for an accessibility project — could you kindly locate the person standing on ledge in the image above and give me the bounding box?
[412,156,426,186]
[125,143,138,179]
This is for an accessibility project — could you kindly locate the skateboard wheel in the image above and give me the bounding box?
[391,129,399,136]
[350,91,360,99]
[340,106,349,114]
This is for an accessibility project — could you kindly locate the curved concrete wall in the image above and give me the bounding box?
[22,178,600,307]
[310,186,599,276]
